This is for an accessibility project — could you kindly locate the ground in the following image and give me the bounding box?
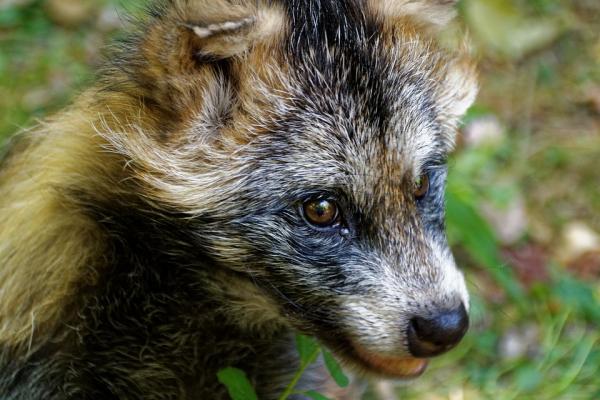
[1,1,598,399]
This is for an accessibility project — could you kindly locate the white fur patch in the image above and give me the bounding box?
[430,241,470,310]
[439,59,479,118]
[190,17,255,39]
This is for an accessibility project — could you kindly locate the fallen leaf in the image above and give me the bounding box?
[501,244,550,288]
[567,250,600,280]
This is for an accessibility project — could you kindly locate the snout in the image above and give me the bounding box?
[407,303,469,357]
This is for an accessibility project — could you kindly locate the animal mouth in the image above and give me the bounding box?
[349,344,429,378]
[315,329,428,379]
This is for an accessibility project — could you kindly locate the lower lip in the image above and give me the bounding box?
[352,345,429,378]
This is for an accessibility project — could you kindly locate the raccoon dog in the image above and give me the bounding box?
[0,0,477,398]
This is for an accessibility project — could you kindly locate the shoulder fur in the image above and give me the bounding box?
[0,84,177,350]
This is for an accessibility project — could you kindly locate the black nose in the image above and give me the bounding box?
[407,304,469,357]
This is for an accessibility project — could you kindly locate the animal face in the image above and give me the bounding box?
[105,0,477,378]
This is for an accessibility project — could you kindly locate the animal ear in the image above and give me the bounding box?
[132,0,285,80]
[176,1,286,60]
[116,1,286,117]
[369,0,459,28]
[437,57,478,120]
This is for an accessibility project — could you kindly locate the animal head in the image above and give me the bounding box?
[103,0,477,377]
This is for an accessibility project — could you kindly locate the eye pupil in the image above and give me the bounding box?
[303,199,339,227]
[414,173,430,199]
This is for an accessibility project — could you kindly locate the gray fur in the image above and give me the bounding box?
[0,0,476,398]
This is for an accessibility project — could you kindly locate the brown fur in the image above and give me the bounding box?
[0,0,476,398]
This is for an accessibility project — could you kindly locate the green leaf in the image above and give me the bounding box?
[322,349,350,388]
[217,367,258,400]
[279,335,322,400]
[553,273,600,322]
[304,390,332,400]
[295,334,320,366]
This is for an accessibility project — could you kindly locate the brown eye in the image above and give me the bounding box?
[303,199,339,227]
[414,173,430,200]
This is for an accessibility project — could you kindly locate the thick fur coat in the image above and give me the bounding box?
[0,0,477,398]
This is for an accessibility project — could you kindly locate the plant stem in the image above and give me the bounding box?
[277,347,321,400]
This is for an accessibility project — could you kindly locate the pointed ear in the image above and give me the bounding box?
[369,0,459,28]
[437,56,478,122]
[114,1,286,118]
[141,0,286,63]
[177,1,286,60]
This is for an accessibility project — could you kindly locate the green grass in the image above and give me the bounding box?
[1,1,599,399]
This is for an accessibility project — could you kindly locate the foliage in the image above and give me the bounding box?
[217,367,259,400]
[218,334,348,400]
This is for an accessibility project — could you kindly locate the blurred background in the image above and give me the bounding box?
[0,0,598,399]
